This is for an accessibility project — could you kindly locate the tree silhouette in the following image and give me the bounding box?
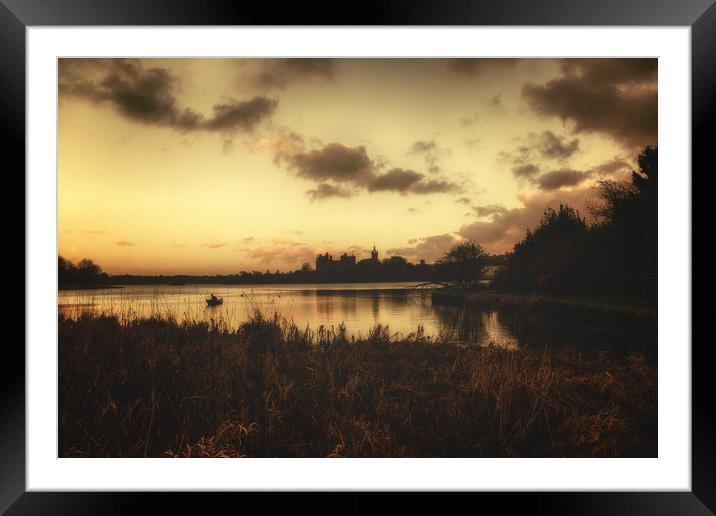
[589,145,658,293]
[437,241,487,289]
[59,256,107,287]
[494,145,658,297]
[494,204,588,294]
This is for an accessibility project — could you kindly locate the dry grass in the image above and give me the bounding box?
[59,310,656,458]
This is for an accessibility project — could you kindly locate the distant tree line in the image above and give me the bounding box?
[103,253,507,287]
[58,256,109,288]
[490,145,658,298]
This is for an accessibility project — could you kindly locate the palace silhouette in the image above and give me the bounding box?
[315,246,428,274]
[315,246,381,273]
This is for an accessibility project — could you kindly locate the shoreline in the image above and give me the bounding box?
[432,288,656,317]
[59,312,657,458]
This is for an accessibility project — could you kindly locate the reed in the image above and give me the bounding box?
[59,310,656,457]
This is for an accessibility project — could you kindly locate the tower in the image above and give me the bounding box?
[371,245,379,263]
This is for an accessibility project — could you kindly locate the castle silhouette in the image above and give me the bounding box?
[316,245,380,273]
[316,246,427,274]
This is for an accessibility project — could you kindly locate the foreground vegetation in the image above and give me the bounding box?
[59,311,656,458]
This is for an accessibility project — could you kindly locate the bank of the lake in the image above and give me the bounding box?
[433,289,657,325]
[59,311,657,458]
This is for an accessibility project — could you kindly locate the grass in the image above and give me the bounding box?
[59,310,657,458]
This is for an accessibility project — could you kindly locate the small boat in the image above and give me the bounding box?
[206,296,223,307]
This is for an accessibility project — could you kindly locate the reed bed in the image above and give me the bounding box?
[59,310,657,458]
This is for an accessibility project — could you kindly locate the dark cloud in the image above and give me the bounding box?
[490,95,502,107]
[368,168,423,193]
[512,163,541,178]
[455,197,472,205]
[534,169,591,191]
[203,97,279,132]
[249,59,337,90]
[562,58,657,85]
[409,140,437,154]
[409,179,461,194]
[447,59,521,76]
[306,183,353,201]
[473,204,509,218]
[60,59,202,129]
[387,234,460,262]
[501,131,579,181]
[522,58,657,150]
[408,140,451,175]
[283,142,461,199]
[589,158,631,176]
[59,59,276,133]
[534,130,580,160]
[288,143,374,184]
[116,240,135,247]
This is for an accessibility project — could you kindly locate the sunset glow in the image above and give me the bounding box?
[58,58,657,274]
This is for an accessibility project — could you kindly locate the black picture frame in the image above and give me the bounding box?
[4,0,709,513]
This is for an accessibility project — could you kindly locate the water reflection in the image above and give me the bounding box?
[58,283,654,355]
[433,305,519,349]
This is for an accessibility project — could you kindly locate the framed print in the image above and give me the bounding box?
[5,0,710,513]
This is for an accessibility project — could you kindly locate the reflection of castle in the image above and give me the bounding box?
[316,246,380,273]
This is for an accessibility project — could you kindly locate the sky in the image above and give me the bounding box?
[58,58,657,274]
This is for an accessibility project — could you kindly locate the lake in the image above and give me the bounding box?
[58,282,654,355]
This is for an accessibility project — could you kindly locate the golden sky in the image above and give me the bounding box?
[58,58,657,274]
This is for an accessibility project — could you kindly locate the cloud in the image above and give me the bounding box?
[367,168,461,195]
[59,59,276,133]
[458,188,595,253]
[306,183,353,201]
[588,157,631,176]
[407,140,452,175]
[512,163,541,178]
[282,142,461,199]
[409,179,461,194]
[248,59,337,90]
[83,230,106,235]
[501,131,580,182]
[534,169,591,191]
[473,204,509,218]
[533,130,580,160]
[522,58,657,150]
[447,59,520,76]
[387,233,460,262]
[202,97,279,132]
[368,168,423,193]
[204,242,227,249]
[409,140,437,154]
[116,240,135,247]
[455,197,471,205]
[288,143,374,184]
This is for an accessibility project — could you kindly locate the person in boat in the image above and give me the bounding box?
[209,293,218,302]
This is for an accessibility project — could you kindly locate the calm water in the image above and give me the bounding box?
[58,282,653,354]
